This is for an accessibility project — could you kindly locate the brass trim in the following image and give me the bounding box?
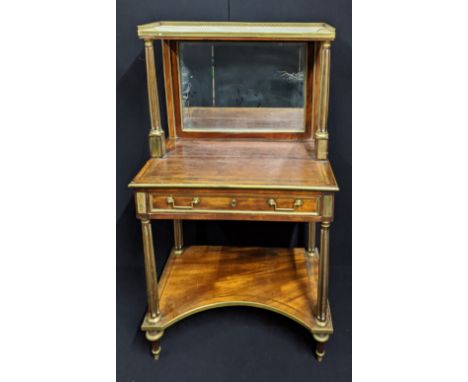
[142,300,334,334]
[322,195,334,218]
[148,129,166,158]
[315,131,329,139]
[315,316,327,327]
[312,333,330,343]
[149,207,319,217]
[138,21,336,41]
[129,182,339,192]
[317,222,331,322]
[268,198,303,212]
[141,219,161,319]
[181,126,306,134]
[145,330,164,342]
[144,40,161,131]
[144,40,166,158]
[315,41,331,160]
[307,222,317,255]
[151,344,162,360]
[136,192,147,214]
[315,131,329,160]
[317,42,331,134]
[173,220,183,256]
[315,350,325,362]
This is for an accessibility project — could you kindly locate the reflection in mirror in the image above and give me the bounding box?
[179,42,307,133]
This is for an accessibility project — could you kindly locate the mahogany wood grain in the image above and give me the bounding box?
[130,138,338,191]
[145,188,325,222]
[137,22,336,42]
[143,246,333,333]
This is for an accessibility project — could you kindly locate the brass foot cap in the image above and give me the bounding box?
[152,347,161,361]
[315,350,325,362]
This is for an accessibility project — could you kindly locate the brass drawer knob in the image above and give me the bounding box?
[166,196,200,210]
[267,198,303,212]
[231,199,237,207]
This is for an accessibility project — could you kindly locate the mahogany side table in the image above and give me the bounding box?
[129,21,338,362]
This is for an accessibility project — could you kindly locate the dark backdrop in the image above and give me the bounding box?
[117,1,351,381]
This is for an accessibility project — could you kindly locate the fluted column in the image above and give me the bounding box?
[315,41,331,160]
[173,220,183,256]
[306,222,316,256]
[316,221,331,323]
[144,40,166,157]
[141,218,160,320]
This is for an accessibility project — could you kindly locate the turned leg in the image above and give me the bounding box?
[141,218,164,359]
[316,221,331,324]
[146,330,164,360]
[306,222,317,256]
[313,333,329,362]
[313,221,331,362]
[173,219,183,256]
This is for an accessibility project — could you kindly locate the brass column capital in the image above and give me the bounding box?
[321,221,331,229]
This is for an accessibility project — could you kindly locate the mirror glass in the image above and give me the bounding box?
[179,42,307,133]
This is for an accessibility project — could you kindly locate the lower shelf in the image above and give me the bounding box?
[142,245,332,334]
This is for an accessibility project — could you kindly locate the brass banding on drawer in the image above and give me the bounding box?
[150,193,320,215]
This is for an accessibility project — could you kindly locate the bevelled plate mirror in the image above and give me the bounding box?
[178,42,308,133]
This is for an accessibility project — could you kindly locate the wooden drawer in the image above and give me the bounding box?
[149,190,320,216]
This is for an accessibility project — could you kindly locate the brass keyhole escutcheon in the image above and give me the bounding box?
[231,199,237,207]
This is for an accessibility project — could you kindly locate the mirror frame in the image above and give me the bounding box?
[162,40,318,140]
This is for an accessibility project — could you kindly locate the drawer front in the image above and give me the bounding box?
[149,192,320,216]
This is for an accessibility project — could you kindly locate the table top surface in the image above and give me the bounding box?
[130,139,338,192]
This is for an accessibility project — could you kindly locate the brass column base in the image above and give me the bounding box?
[315,131,329,160]
[149,130,166,158]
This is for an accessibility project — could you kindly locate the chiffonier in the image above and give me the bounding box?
[128,21,338,362]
